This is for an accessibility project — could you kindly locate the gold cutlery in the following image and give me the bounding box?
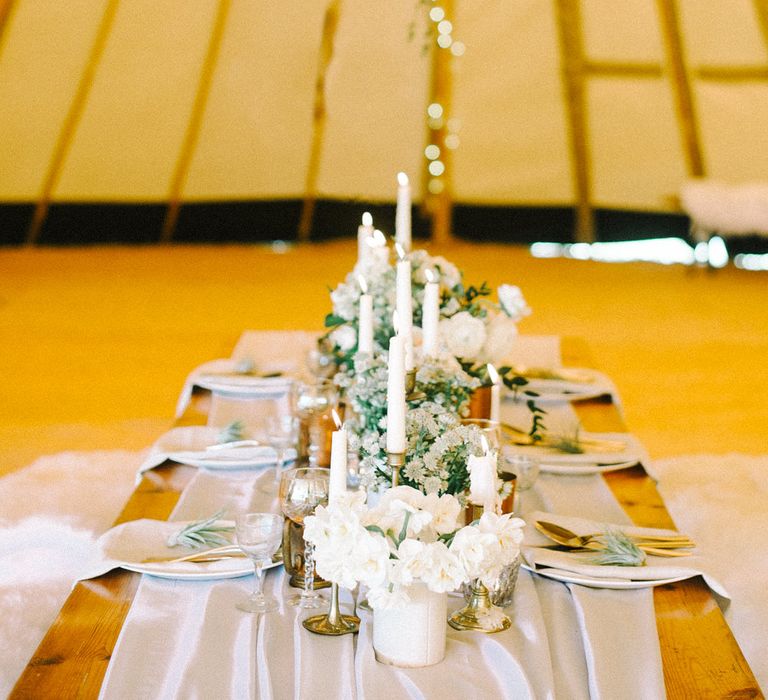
[502,423,627,453]
[509,365,596,384]
[535,520,695,557]
[142,545,244,564]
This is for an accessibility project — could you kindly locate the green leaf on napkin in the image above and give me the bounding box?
[590,529,647,567]
[167,510,234,549]
[217,420,246,444]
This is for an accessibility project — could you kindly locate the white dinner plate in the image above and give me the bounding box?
[120,555,281,581]
[196,373,293,398]
[166,447,295,471]
[502,432,644,467]
[539,459,640,475]
[98,518,282,581]
[504,368,613,403]
[522,563,690,590]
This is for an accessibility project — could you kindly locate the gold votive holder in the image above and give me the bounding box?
[303,582,360,636]
[405,369,426,402]
[387,451,406,487]
[467,385,492,419]
[448,579,511,634]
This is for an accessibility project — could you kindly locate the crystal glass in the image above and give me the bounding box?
[305,343,337,379]
[461,418,502,452]
[234,513,283,613]
[279,467,330,608]
[501,449,540,515]
[261,414,299,494]
[296,380,338,467]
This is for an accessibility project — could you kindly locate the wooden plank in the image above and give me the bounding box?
[12,336,762,698]
[567,337,762,698]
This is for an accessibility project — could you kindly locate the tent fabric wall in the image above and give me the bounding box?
[0,0,767,243]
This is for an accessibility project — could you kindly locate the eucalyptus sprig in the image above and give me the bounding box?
[217,420,246,444]
[590,529,646,567]
[167,509,234,549]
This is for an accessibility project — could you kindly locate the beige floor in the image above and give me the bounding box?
[1,241,766,478]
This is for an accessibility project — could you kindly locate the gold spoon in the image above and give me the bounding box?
[535,521,695,557]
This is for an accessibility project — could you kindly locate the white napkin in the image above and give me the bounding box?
[80,518,251,581]
[523,511,729,598]
[137,426,294,481]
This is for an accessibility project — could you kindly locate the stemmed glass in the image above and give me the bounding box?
[295,380,338,467]
[261,414,299,494]
[501,449,540,516]
[234,512,284,613]
[279,467,330,609]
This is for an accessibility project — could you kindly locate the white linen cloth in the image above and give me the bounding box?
[98,334,680,699]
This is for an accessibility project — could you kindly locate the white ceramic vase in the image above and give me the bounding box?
[372,583,447,667]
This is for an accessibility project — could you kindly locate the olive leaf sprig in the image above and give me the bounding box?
[590,529,646,567]
[167,509,234,549]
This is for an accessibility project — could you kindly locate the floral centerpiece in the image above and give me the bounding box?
[337,350,487,494]
[324,248,531,380]
[304,486,525,609]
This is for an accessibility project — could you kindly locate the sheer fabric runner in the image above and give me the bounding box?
[99,333,665,699]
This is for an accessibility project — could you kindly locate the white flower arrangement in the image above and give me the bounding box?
[338,352,481,494]
[324,246,530,375]
[304,487,525,609]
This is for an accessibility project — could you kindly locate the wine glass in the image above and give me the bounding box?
[234,512,284,613]
[279,467,330,609]
[261,414,299,494]
[461,418,502,452]
[501,448,540,516]
[295,380,338,467]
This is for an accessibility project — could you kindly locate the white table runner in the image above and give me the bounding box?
[99,333,667,699]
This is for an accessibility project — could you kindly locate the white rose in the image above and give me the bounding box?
[438,311,486,360]
[349,531,391,588]
[418,541,466,593]
[498,284,531,321]
[390,539,428,587]
[477,312,518,365]
[450,525,502,582]
[478,512,525,563]
[421,492,461,535]
[330,281,359,321]
[329,324,357,352]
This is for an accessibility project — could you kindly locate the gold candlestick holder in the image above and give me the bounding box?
[448,579,511,633]
[405,368,426,402]
[387,450,406,487]
[303,582,360,636]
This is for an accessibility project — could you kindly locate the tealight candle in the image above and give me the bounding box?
[395,172,412,252]
[357,212,374,266]
[329,409,347,502]
[421,269,440,357]
[487,364,501,423]
[386,332,406,453]
[358,276,373,353]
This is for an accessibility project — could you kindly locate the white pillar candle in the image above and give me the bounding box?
[386,334,406,453]
[395,249,414,371]
[395,172,412,252]
[421,270,440,358]
[468,436,498,513]
[358,276,373,353]
[487,364,501,423]
[357,212,374,266]
[329,423,348,503]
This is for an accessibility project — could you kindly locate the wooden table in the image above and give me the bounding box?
[11,337,763,698]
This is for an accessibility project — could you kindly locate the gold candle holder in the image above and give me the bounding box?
[387,451,406,487]
[448,579,511,633]
[405,368,426,402]
[302,582,360,636]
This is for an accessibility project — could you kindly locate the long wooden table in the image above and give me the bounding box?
[11,337,763,698]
